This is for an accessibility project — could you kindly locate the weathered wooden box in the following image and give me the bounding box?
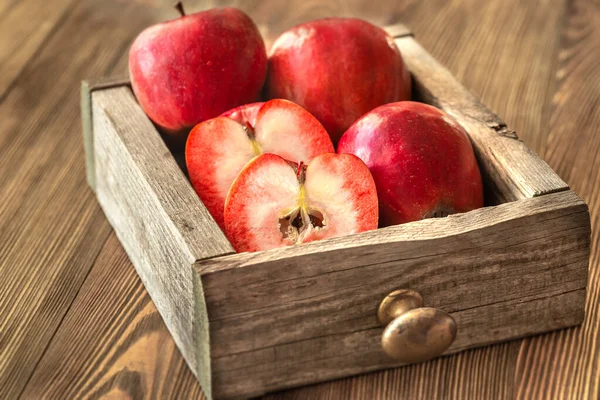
[82,25,590,399]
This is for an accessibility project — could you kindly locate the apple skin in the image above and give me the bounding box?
[129,8,267,135]
[220,102,264,127]
[337,101,484,226]
[266,17,411,144]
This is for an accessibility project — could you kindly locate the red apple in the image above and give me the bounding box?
[338,101,484,226]
[186,99,334,230]
[129,5,267,135]
[224,153,378,252]
[266,17,411,144]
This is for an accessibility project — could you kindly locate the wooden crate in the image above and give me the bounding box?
[81,25,591,399]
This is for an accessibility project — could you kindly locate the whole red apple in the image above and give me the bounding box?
[338,101,484,226]
[266,17,411,144]
[129,5,267,135]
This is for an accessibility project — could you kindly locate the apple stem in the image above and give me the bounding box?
[174,1,186,17]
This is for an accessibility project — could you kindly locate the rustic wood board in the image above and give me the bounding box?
[512,0,600,397]
[195,190,589,398]
[20,235,206,399]
[0,0,77,98]
[0,1,162,398]
[5,0,599,399]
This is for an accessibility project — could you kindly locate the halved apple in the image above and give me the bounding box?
[224,153,378,252]
[186,99,334,230]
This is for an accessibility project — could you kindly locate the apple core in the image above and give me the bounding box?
[278,162,327,242]
[242,122,261,156]
[279,207,326,241]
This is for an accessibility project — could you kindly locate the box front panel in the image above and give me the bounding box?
[196,191,589,398]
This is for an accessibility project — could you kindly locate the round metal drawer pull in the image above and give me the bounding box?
[377,289,457,363]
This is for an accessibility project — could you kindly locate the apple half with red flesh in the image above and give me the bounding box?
[266,17,411,144]
[129,5,267,136]
[338,101,484,226]
[224,153,378,252]
[186,99,334,230]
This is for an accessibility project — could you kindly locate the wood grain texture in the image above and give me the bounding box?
[264,341,522,400]
[0,1,160,398]
[513,0,600,398]
[196,0,421,49]
[20,235,206,400]
[0,0,77,99]
[195,190,589,398]
[92,85,234,395]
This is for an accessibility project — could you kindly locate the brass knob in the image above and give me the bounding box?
[378,289,457,363]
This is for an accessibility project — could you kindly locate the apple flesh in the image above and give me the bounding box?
[338,101,484,226]
[224,153,378,252]
[186,99,334,230]
[266,17,411,144]
[129,6,267,135]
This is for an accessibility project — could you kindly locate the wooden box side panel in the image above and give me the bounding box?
[195,191,590,398]
[81,76,131,192]
[91,87,233,393]
[392,34,568,203]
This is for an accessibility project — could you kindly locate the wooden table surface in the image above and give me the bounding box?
[1,0,598,398]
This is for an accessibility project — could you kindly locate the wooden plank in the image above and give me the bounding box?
[513,0,600,398]
[264,341,522,400]
[215,290,585,399]
[20,235,205,399]
[195,190,590,398]
[394,35,569,203]
[92,85,234,396]
[81,75,130,191]
[0,0,19,17]
[0,2,160,398]
[0,0,77,99]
